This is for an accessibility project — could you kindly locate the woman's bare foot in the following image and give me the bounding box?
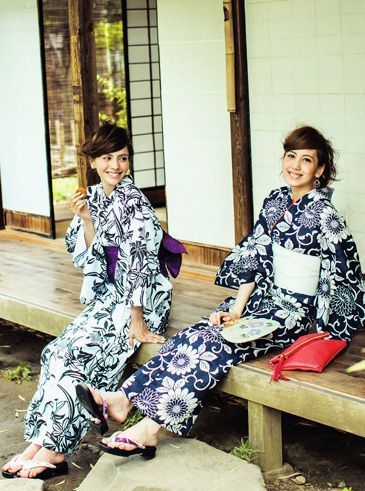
[102,417,161,451]
[2,443,41,475]
[18,447,64,479]
[89,386,132,424]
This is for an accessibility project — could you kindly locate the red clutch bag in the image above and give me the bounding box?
[269,332,347,382]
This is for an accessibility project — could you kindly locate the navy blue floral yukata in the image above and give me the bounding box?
[121,186,365,436]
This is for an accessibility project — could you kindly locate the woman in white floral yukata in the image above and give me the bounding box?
[77,125,364,460]
[2,124,179,479]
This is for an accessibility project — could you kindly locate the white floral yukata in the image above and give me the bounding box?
[121,186,364,436]
[24,176,172,453]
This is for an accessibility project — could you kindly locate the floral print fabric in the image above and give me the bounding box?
[216,186,364,340]
[24,177,172,453]
[122,186,364,436]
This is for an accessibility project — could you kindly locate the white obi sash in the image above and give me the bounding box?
[272,242,320,296]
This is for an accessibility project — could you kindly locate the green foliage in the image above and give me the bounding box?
[230,438,262,463]
[94,19,127,127]
[52,176,78,203]
[123,409,144,430]
[94,20,123,49]
[3,362,32,383]
[98,75,127,127]
[342,487,352,491]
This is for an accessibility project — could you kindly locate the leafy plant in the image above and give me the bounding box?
[3,362,32,383]
[342,487,352,491]
[123,409,144,430]
[230,438,263,462]
[97,75,127,127]
[52,176,78,203]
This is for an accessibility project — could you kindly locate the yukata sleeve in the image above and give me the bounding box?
[215,196,273,290]
[316,207,365,341]
[114,197,161,307]
[65,215,88,269]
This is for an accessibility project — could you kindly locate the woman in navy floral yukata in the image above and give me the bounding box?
[2,125,176,479]
[78,125,364,460]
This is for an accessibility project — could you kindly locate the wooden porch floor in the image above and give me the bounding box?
[0,229,229,337]
[1,228,365,472]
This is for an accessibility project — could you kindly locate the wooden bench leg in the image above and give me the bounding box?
[248,401,282,471]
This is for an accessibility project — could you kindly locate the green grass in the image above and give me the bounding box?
[123,408,144,429]
[230,438,263,463]
[52,176,78,202]
[3,362,32,383]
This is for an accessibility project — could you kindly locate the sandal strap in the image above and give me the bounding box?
[22,460,57,471]
[6,455,29,467]
[93,387,108,417]
[111,432,145,449]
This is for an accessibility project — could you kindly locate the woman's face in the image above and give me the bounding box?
[90,146,129,196]
[282,148,324,198]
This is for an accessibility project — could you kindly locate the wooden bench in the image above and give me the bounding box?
[133,329,365,471]
[1,230,364,472]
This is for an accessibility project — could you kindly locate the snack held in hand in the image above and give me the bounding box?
[76,187,87,197]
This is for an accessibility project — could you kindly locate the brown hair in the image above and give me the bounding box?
[283,126,337,187]
[82,124,134,162]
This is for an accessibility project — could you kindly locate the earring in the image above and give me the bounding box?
[314,176,320,188]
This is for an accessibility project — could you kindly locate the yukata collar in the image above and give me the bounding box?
[92,176,133,206]
[287,186,334,204]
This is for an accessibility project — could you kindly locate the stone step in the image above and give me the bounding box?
[79,435,266,491]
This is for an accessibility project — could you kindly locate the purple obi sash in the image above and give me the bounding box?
[103,246,119,283]
[104,232,186,283]
[158,231,187,279]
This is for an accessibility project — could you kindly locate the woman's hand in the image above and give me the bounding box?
[209,283,255,327]
[71,191,91,222]
[209,311,240,327]
[129,307,165,347]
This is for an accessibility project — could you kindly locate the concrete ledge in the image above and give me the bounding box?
[0,295,72,336]
[0,479,43,490]
[79,435,266,491]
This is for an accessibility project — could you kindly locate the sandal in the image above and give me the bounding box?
[99,432,156,460]
[76,382,109,435]
[2,455,28,479]
[3,460,68,480]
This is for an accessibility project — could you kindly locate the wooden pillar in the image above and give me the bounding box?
[248,401,283,471]
[68,0,99,187]
[228,0,253,243]
[0,173,4,229]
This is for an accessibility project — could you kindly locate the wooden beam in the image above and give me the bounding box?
[229,0,253,243]
[223,1,236,112]
[68,0,99,188]
[0,171,4,229]
[248,401,282,471]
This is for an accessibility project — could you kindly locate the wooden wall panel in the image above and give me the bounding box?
[181,240,230,268]
[4,210,52,237]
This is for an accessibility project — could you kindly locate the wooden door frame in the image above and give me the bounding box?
[37,0,56,239]
[230,0,253,243]
[0,172,4,230]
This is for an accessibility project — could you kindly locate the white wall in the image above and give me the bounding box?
[157,0,235,247]
[246,0,365,270]
[0,0,50,216]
